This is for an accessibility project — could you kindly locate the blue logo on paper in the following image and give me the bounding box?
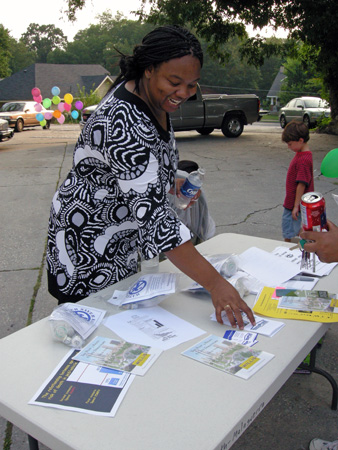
[74,310,91,321]
[129,279,147,295]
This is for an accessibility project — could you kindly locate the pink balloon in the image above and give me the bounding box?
[34,103,42,112]
[64,103,71,112]
[58,102,65,112]
[57,114,65,124]
[31,87,41,97]
[33,95,42,103]
[44,112,53,120]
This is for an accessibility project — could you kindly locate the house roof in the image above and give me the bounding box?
[0,64,113,102]
[267,66,287,98]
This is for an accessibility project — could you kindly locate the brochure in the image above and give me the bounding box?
[253,286,338,322]
[182,335,274,380]
[108,273,177,307]
[210,311,285,337]
[276,289,337,313]
[29,350,134,416]
[73,336,162,376]
[223,330,258,347]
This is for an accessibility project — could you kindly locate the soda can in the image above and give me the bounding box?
[300,192,328,231]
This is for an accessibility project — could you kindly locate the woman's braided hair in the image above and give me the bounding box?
[112,25,203,93]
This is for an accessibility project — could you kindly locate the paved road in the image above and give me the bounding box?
[1,123,338,450]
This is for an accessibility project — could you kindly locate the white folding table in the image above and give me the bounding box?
[0,234,336,450]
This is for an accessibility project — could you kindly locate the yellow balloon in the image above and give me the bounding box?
[64,93,73,104]
[40,119,47,127]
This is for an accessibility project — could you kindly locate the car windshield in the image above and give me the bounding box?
[0,103,25,112]
[303,99,326,108]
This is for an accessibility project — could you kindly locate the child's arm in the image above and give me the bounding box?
[292,182,306,220]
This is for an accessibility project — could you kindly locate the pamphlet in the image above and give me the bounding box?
[108,273,177,307]
[277,289,337,313]
[73,336,162,376]
[182,335,274,380]
[223,330,258,347]
[210,311,285,337]
[29,350,134,416]
[253,287,338,322]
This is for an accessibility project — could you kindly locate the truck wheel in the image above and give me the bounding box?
[15,119,24,132]
[303,114,310,128]
[221,116,244,138]
[43,120,51,130]
[196,128,214,135]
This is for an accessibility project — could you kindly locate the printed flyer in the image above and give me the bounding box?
[182,335,274,380]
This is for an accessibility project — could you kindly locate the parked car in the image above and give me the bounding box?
[0,118,14,142]
[0,102,53,132]
[279,97,330,129]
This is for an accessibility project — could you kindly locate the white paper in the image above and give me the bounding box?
[272,246,338,277]
[237,247,301,287]
[104,306,206,350]
[108,273,177,307]
[210,312,285,337]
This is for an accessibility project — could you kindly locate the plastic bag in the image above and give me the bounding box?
[49,303,106,348]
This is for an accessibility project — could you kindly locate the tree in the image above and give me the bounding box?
[9,37,36,73]
[0,24,12,78]
[21,24,68,63]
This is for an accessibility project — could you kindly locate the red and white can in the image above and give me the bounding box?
[300,192,328,232]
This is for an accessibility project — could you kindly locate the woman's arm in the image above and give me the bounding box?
[165,240,256,329]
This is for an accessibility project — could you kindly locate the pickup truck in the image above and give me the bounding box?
[170,84,261,138]
[80,84,261,138]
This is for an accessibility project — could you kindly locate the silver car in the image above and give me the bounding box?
[279,96,330,129]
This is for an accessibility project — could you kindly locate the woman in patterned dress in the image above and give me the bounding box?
[46,25,255,329]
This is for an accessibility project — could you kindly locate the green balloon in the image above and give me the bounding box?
[321,148,338,178]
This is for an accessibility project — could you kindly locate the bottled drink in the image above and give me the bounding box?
[176,168,205,210]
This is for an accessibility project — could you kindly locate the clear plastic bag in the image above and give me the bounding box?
[48,303,106,348]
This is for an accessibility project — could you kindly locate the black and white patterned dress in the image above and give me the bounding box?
[46,83,191,303]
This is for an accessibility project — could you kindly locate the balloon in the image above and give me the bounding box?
[51,86,60,96]
[58,102,65,112]
[44,112,53,120]
[75,100,83,110]
[36,113,44,122]
[33,95,42,103]
[53,110,61,119]
[321,148,338,178]
[64,102,71,112]
[40,119,47,127]
[57,114,65,124]
[64,93,73,104]
[71,110,79,119]
[31,87,41,97]
[52,95,61,105]
[43,98,52,109]
[34,103,42,112]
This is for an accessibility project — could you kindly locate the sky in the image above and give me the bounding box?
[3,0,143,41]
[2,0,288,42]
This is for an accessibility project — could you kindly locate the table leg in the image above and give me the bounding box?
[28,435,39,450]
[297,346,338,411]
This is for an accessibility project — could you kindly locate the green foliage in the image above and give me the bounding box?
[20,23,68,63]
[8,37,35,73]
[0,24,12,77]
[76,84,101,108]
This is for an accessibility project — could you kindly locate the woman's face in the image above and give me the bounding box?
[143,54,201,116]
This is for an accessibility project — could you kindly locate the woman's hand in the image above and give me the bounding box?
[209,278,255,329]
[165,241,256,329]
